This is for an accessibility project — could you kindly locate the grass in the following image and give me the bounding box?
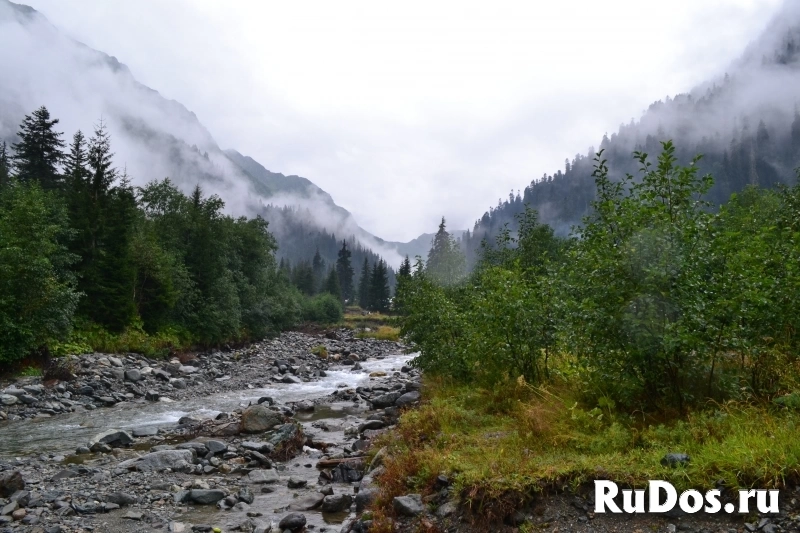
[50,321,192,359]
[356,325,401,342]
[369,376,800,526]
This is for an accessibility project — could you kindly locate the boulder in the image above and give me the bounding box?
[188,489,226,505]
[124,370,142,382]
[321,493,353,513]
[395,391,421,407]
[278,513,306,531]
[0,472,24,498]
[0,395,17,406]
[104,492,137,506]
[88,429,134,448]
[247,469,279,484]
[371,392,401,409]
[393,494,424,516]
[119,449,194,472]
[240,405,283,433]
[288,493,325,511]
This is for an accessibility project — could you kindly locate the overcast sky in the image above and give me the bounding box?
[23,0,784,241]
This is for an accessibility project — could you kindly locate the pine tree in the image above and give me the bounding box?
[0,142,9,188]
[426,217,466,286]
[336,240,355,303]
[357,257,371,309]
[311,248,325,293]
[369,260,390,312]
[11,106,65,189]
[324,267,341,300]
[64,130,90,186]
[398,255,411,278]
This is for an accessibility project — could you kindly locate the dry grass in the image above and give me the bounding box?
[356,325,401,342]
[367,376,800,527]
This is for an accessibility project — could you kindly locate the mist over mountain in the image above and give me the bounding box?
[0,0,412,270]
[463,0,800,265]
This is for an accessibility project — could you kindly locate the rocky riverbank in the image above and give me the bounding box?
[0,330,420,533]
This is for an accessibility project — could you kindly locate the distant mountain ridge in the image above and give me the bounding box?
[0,0,423,269]
[461,0,800,267]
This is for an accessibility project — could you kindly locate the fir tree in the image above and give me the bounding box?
[311,248,325,293]
[324,267,341,300]
[0,142,9,188]
[357,257,371,308]
[369,260,390,312]
[11,106,65,189]
[426,217,466,286]
[336,240,355,303]
[398,255,411,278]
[63,130,90,186]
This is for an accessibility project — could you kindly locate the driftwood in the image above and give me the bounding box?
[315,457,365,469]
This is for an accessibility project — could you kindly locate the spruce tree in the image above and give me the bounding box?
[11,106,65,189]
[426,217,466,286]
[336,240,355,303]
[64,130,90,186]
[324,267,341,300]
[370,260,390,312]
[0,142,9,188]
[398,255,411,278]
[311,248,325,293]
[357,257,371,309]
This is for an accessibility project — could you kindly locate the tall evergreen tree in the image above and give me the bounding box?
[426,217,466,286]
[336,240,355,303]
[11,106,65,189]
[311,248,325,293]
[324,267,341,301]
[398,255,411,278]
[369,259,390,312]
[357,257,371,308]
[63,130,90,186]
[0,142,9,188]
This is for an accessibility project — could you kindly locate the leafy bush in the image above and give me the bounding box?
[301,293,343,324]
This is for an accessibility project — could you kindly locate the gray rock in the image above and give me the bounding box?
[108,356,123,367]
[104,492,137,506]
[356,488,377,513]
[131,426,159,437]
[321,493,353,513]
[119,449,194,472]
[18,394,37,404]
[395,391,421,407]
[661,453,690,467]
[205,440,227,454]
[178,365,198,374]
[241,441,274,453]
[189,489,226,505]
[0,395,16,406]
[278,512,307,530]
[145,390,160,401]
[393,494,424,516]
[124,369,142,382]
[287,477,307,489]
[371,392,401,409]
[288,493,325,511]
[88,429,134,447]
[358,420,385,433]
[247,469,279,484]
[238,488,254,504]
[0,471,24,497]
[241,404,284,433]
[282,375,302,384]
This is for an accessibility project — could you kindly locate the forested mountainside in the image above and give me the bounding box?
[0,0,404,271]
[462,3,800,267]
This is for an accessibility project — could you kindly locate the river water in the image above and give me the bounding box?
[0,353,416,459]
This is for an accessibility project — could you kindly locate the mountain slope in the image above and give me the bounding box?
[463,1,800,265]
[0,0,402,270]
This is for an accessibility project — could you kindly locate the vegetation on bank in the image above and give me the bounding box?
[371,141,800,525]
[0,105,367,368]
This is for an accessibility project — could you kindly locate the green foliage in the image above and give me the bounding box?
[11,106,65,190]
[402,141,800,413]
[0,181,78,363]
[301,293,344,324]
[0,105,349,362]
[336,240,355,303]
[425,217,466,286]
